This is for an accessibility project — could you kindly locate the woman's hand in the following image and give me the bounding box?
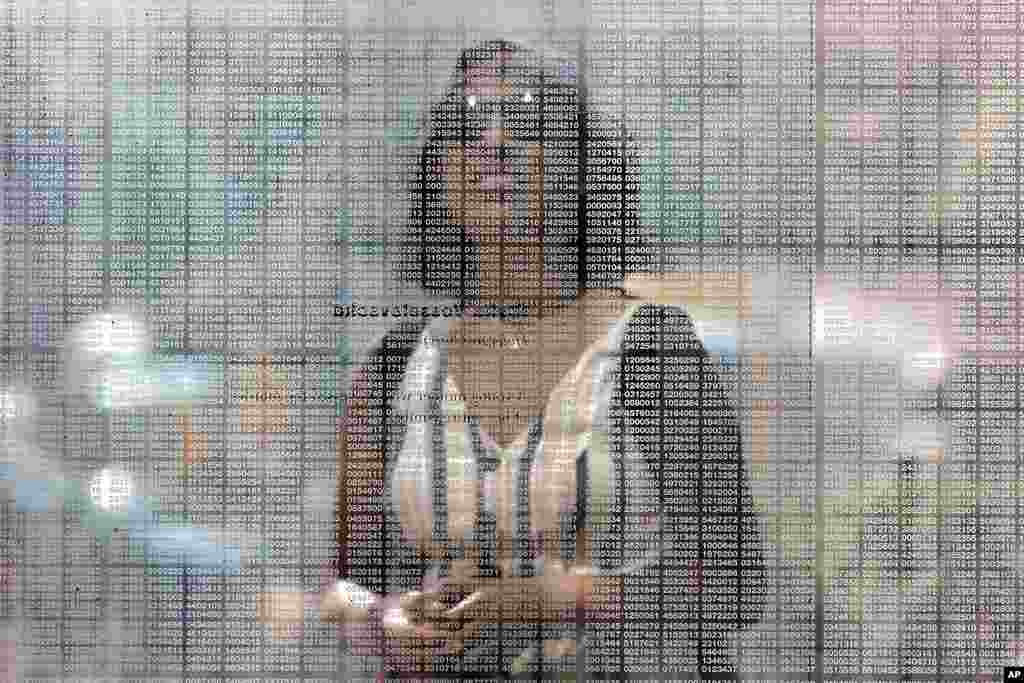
[319,581,467,671]
[376,589,468,670]
[438,560,595,655]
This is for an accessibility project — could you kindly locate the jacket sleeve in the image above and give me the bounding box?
[616,303,768,632]
[336,320,431,597]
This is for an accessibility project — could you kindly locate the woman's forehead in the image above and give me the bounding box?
[463,67,513,96]
[462,52,544,94]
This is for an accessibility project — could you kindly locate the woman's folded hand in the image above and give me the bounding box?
[437,559,597,655]
[314,563,598,663]
[377,589,469,669]
[320,581,468,669]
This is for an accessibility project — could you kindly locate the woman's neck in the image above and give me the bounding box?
[476,242,543,303]
[471,240,579,319]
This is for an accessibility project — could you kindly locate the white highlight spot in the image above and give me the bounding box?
[89,467,133,512]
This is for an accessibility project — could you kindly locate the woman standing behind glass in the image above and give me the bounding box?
[326,39,767,680]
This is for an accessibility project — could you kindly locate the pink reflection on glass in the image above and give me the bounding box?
[846,111,882,144]
[976,607,994,641]
[0,640,14,683]
[821,0,964,47]
[815,272,963,386]
[817,0,1013,94]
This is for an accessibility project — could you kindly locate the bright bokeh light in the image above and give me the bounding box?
[88,467,133,512]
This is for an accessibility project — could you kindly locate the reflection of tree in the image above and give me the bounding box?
[334,94,421,258]
[0,127,81,226]
[66,78,322,302]
[639,128,718,243]
[770,464,992,616]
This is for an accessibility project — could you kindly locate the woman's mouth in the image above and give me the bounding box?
[478,173,514,192]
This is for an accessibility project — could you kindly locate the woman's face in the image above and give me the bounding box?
[441,52,556,245]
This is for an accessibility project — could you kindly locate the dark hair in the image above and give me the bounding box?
[398,39,651,308]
